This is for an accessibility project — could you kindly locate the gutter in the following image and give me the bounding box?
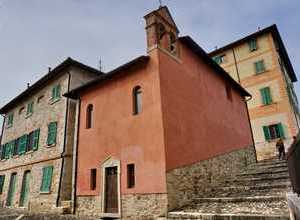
[56,71,71,207]
[71,98,81,214]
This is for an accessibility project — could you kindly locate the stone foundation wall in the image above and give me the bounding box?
[76,193,168,219]
[166,146,256,210]
[122,193,168,219]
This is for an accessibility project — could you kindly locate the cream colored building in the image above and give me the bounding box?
[209,25,299,160]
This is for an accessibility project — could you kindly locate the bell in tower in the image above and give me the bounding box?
[144,6,180,57]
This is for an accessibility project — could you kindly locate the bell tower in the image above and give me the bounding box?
[144,6,180,57]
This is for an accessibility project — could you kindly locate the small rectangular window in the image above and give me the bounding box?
[0,175,5,194]
[7,113,14,127]
[47,122,57,146]
[248,38,257,51]
[51,85,61,100]
[26,102,34,115]
[260,87,272,105]
[263,123,285,141]
[90,169,97,190]
[213,55,225,64]
[254,60,266,74]
[18,135,28,155]
[127,164,135,189]
[13,139,20,156]
[40,166,53,193]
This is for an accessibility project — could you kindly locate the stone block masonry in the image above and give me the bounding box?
[76,193,168,219]
[166,146,256,210]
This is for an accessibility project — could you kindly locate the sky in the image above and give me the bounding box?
[0,0,299,127]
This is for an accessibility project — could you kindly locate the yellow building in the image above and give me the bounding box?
[209,24,299,160]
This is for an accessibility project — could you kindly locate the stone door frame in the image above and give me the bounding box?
[100,157,121,218]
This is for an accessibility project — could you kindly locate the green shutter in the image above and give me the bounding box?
[41,166,53,192]
[263,126,271,141]
[277,123,285,139]
[260,87,272,105]
[18,135,28,155]
[32,129,40,151]
[27,102,33,115]
[7,113,13,126]
[249,39,257,51]
[255,60,266,74]
[47,122,57,146]
[56,85,61,99]
[213,56,220,64]
[0,175,5,194]
[5,143,10,159]
[52,85,61,100]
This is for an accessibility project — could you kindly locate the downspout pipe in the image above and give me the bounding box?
[56,71,71,208]
[71,98,81,214]
[245,95,258,163]
[0,114,5,146]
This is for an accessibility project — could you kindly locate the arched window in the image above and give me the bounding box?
[157,23,166,40]
[169,32,177,53]
[133,86,142,115]
[86,104,93,129]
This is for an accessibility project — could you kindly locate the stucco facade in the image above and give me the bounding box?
[67,6,255,219]
[0,60,100,213]
[210,27,299,160]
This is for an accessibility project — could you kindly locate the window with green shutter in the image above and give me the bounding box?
[18,135,28,155]
[213,55,225,65]
[33,129,40,151]
[40,166,53,193]
[0,175,5,194]
[47,122,57,146]
[263,123,285,141]
[260,87,272,105]
[254,60,266,74]
[248,38,257,51]
[7,113,14,127]
[4,143,11,159]
[51,85,61,101]
[26,102,34,115]
[13,139,19,156]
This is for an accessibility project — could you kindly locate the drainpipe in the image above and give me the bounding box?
[232,48,241,83]
[245,95,258,163]
[71,98,81,214]
[0,114,5,146]
[56,71,71,208]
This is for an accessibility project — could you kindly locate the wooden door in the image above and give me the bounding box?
[19,171,31,207]
[104,166,118,213]
[6,173,17,207]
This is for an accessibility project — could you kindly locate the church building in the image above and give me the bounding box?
[65,6,256,219]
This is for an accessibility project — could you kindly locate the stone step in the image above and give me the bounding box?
[167,212,290,220]
[255,159,287,166]
[236,173,290,182]
[229,174,290,185]
[247,163,287,171]
[203,184,291,198]
[193,196,285,203]
[238,168,288,177]
[170,197,289,217]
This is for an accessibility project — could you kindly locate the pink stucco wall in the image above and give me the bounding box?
[76,52,168,196]
[158,43,254,171]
